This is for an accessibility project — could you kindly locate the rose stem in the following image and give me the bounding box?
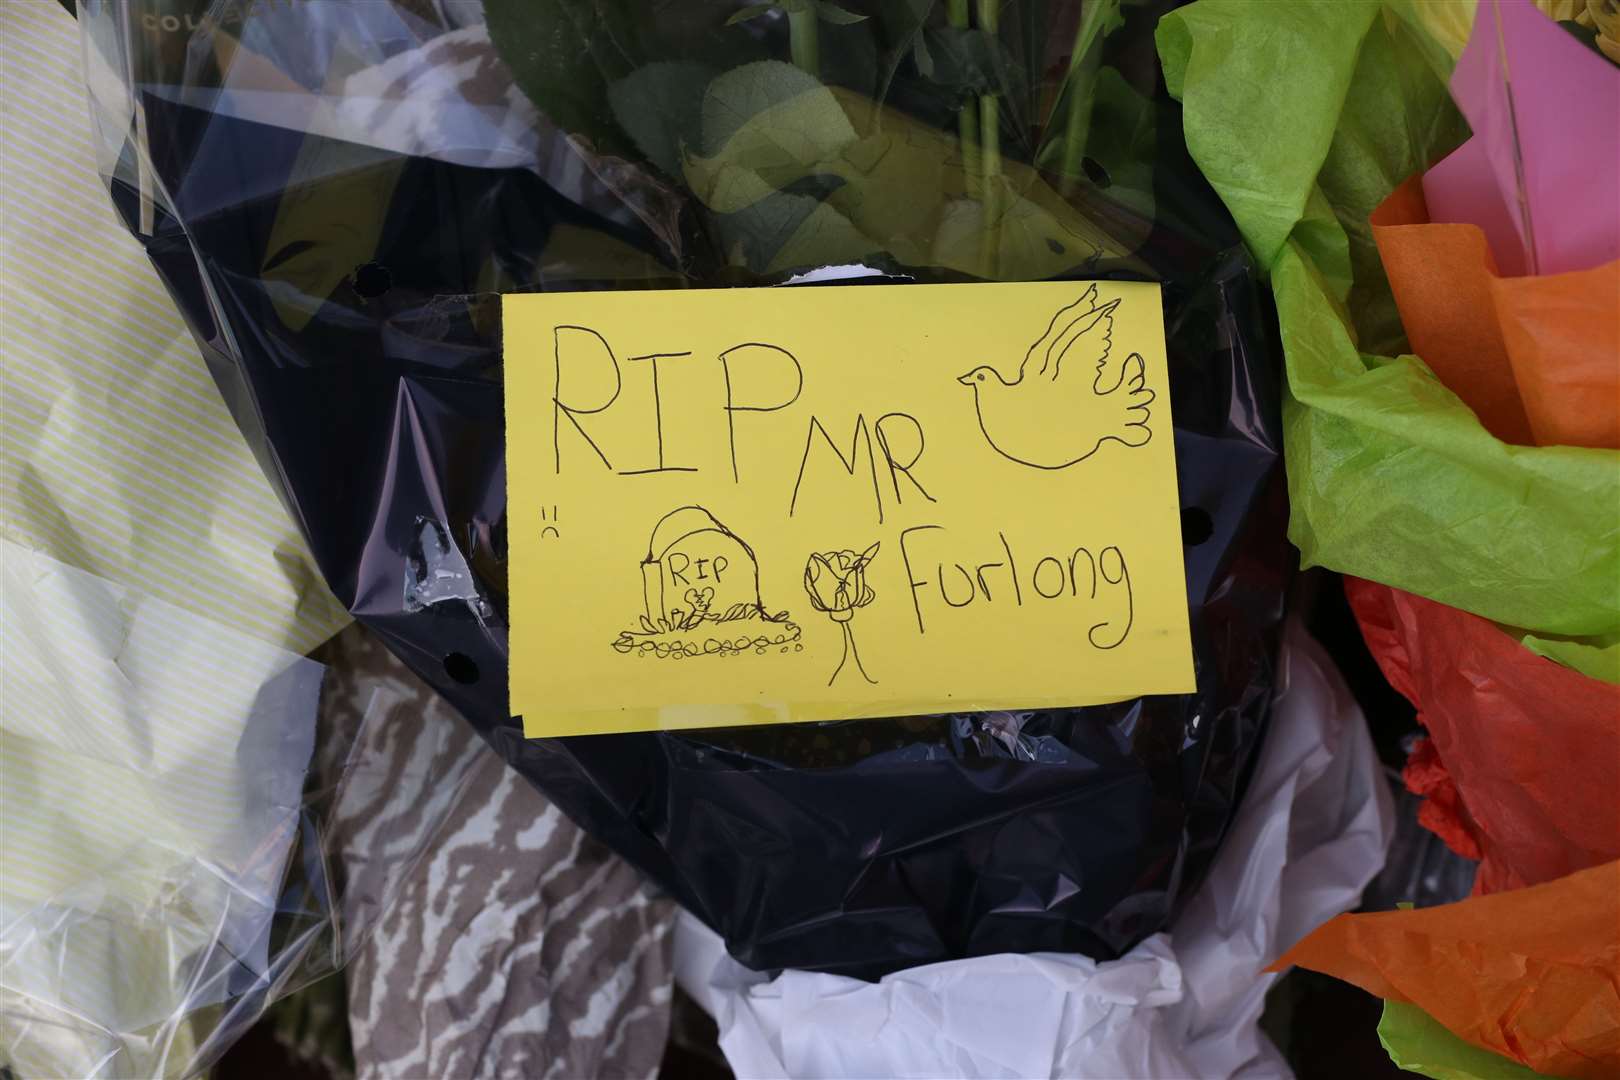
[844,622,877,684]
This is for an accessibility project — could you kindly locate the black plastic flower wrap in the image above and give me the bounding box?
[83,0,1288,978]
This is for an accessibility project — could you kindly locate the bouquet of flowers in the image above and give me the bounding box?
[84,0,1292,978]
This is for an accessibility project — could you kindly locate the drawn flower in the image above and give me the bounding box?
[803,542,879,685]
[804,546,877,621]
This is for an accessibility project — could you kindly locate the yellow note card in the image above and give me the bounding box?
[506,281,1193,737]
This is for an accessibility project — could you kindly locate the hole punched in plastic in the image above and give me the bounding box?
[352,262,392,299]
[443,652,480,684]
[1181,506,1214,546]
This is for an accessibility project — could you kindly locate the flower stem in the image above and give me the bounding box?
[958,93,982,197]
[789,4,820,76]
[827,620,877,685]
[1058,23,1093,197]
[978,91,1002,278]
[1055,0,1119,197]
[947,0,980,196]
[828,618,849,684]
[973,0,1002,279]
[845,622,877,684]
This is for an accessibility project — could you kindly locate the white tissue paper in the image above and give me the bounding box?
[674,620,1394,1079]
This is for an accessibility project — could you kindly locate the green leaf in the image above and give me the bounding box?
[816,1,869,24]
[716,190,878,275]
[1034,0,1123,173]
[483,0,636,141]
[873,0,936,107]
[684,159,777,214]
[684,60,858,203]
[1036,65,1156,230]
[921,25,1015,95]
[818,13,882,100]
[930,181,1112,280]
[538,223,680,283]
[681,67,1131,280]
[822,132,948,260]
[698,60,856,156]
[912,31,935,77]
[726,2,778,26]
[608,61,716,178]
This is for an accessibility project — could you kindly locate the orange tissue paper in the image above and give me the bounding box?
[1274,860,1620,1080]
[1370,177,1620,449]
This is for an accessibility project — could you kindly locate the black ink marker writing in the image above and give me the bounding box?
[897,527,1134,648]
[666,551,730,586]
[1032,556,1065,598]
[720,343,803,483]
[1088,546,1133,649]
[619,351,699,475]
[899,524,944,634]
[612,504,804,659]
[957,285,1154,470]
[874,412,936,506]
[790,414,886,524]
[998,532,1023,605]
[553,325,620,474]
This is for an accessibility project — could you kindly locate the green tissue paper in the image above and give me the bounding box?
[1157,0,1620,648]
[1379,1001,1550,1080]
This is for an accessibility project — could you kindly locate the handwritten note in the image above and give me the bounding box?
[505,281,1194,737]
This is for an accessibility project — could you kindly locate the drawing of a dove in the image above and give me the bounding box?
[958,285,1155,469]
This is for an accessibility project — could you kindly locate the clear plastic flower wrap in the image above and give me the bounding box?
[0,555,493,1078]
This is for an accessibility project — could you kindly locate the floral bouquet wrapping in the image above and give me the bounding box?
[83,0,1292,978]
[1158,0,1619,1073]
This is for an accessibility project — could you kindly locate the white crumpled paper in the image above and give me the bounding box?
[675,621,1393,1079]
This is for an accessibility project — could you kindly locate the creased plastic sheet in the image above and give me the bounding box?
[0,10,535,1076]
[1277,860,1620,1080]
[0,541,322,1079]
[82,0,1295,978]
[1360,778,1479,914]
[107,8,684,255]
[0,0,350,654]
[1157,0,1620,642]
[0,567,567,1080]
[0,5,357,1076]
[674,621,1393,1079]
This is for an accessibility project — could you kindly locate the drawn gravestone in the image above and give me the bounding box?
[613,506,801,659]
[641,506,762,626]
